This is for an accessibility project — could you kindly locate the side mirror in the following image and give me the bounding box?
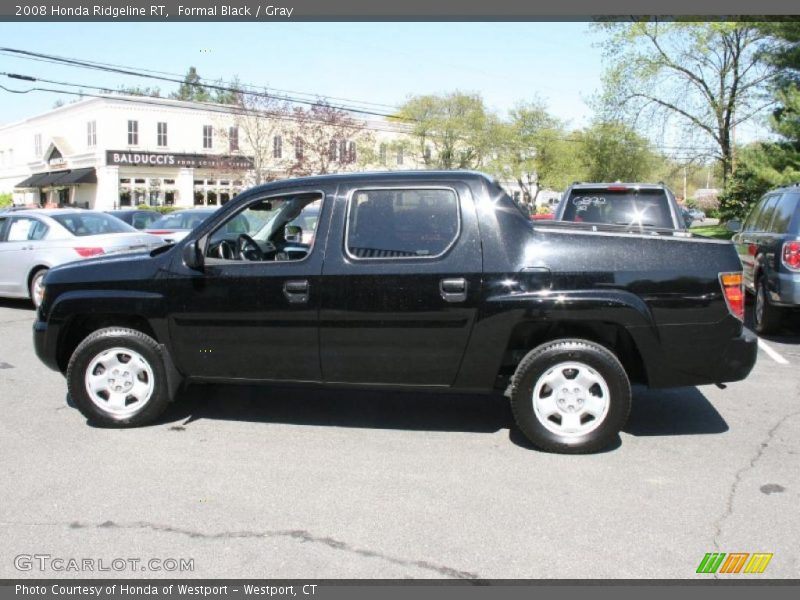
[182,240,204,270]
[285,224,303,244]
[726,219,742,233]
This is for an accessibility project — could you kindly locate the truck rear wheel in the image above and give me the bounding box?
[66,327,171,427]
[509,339,631,453]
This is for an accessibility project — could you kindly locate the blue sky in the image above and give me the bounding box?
[0,22,602,125]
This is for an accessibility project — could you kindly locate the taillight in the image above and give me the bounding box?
[607,185,628,191]
[74,247,104,257]
[719,272,744,321]
[148,230,175,235]
[782,241,800,271]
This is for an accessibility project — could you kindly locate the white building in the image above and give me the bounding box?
[0,95,419,210]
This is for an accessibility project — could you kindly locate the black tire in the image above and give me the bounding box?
[754,276,783,335]
[66,327,170,427]
[509,339,631,454]
[29,268,48,309]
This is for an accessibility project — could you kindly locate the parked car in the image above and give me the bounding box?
[0,209,164,307]
[689,208,707,221]
[730,184,800,333]
[106,209,162,231]
[145,208,218,243]
[554,183,686,230]
[34,171,755,453]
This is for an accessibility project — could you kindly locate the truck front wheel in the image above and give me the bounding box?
[509,339,631,453]
[66,327,171,427]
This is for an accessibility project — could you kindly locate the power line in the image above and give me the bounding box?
[0,47,404,119]
[0,48,403,113]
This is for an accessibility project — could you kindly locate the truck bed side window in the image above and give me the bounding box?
[346,188,459,259]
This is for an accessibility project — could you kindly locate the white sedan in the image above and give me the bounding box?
[0,209,164,308]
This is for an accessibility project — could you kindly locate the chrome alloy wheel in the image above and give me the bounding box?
[84,347,155,418]
[531,361,610,437]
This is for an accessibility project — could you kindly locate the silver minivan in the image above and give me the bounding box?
[0,209,164,307]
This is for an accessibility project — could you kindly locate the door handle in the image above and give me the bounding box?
[283,279,309,304]
[440,277,467,303]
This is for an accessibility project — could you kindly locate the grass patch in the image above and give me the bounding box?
[690,224,734,240]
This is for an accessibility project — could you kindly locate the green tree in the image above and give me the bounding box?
[488,102,580,203]
[171,67,212,102]
[597,20,774,184]
[395,92,498,169]
[719,21,800,220]
[576,121,660,182]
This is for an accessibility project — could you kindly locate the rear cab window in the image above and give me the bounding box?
[561,187,675,228]
[346,188,460,259]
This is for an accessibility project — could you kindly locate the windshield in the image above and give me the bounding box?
[51,212,136,236]
[561,189,674,228]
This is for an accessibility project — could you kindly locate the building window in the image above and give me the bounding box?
[127,120,138,145]
[203,125,213,149]
[424,144,432,162]
[397,147,404,166]
[339,140,348,164]
[294,137,304,160]
[273,135,282,159]
[349,142,357,164]
[379,143,387,165]
[34,134,42,158]
[157,122,168,147]
[87,121,97,147]
[329,139,338,162]
[229,127,239,151]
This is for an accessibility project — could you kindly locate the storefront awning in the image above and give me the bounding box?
[15,168,97,189]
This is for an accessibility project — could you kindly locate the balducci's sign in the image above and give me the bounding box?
[106,151,254,170]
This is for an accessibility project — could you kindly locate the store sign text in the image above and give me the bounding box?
[106,151,254,170]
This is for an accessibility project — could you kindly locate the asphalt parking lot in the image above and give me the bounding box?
[0,298,798,579]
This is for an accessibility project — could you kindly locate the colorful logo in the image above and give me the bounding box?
[696,552,773,574]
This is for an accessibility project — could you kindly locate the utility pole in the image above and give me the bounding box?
[683,166,687,201]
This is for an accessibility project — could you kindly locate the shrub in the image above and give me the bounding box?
[0,193,13,209]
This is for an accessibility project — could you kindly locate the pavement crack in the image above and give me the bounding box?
[712,408,800,565]
[68,520,481,580]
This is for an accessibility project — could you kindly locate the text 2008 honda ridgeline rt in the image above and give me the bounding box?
[33,172,756,453]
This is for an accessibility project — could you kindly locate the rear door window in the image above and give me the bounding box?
[561,188,674,228]
[768,193,799,234]
[346,188,460,259]
[755,194,780,232]
[8,217,49,241]
[742,197,766,232]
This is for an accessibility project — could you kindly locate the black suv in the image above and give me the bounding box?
[730,184,800,333]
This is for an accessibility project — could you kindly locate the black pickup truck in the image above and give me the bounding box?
[33,171,757,453]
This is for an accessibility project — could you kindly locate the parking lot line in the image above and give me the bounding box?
[757,338,790,365]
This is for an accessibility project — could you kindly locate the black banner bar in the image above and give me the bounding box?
[2,0,800,21]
